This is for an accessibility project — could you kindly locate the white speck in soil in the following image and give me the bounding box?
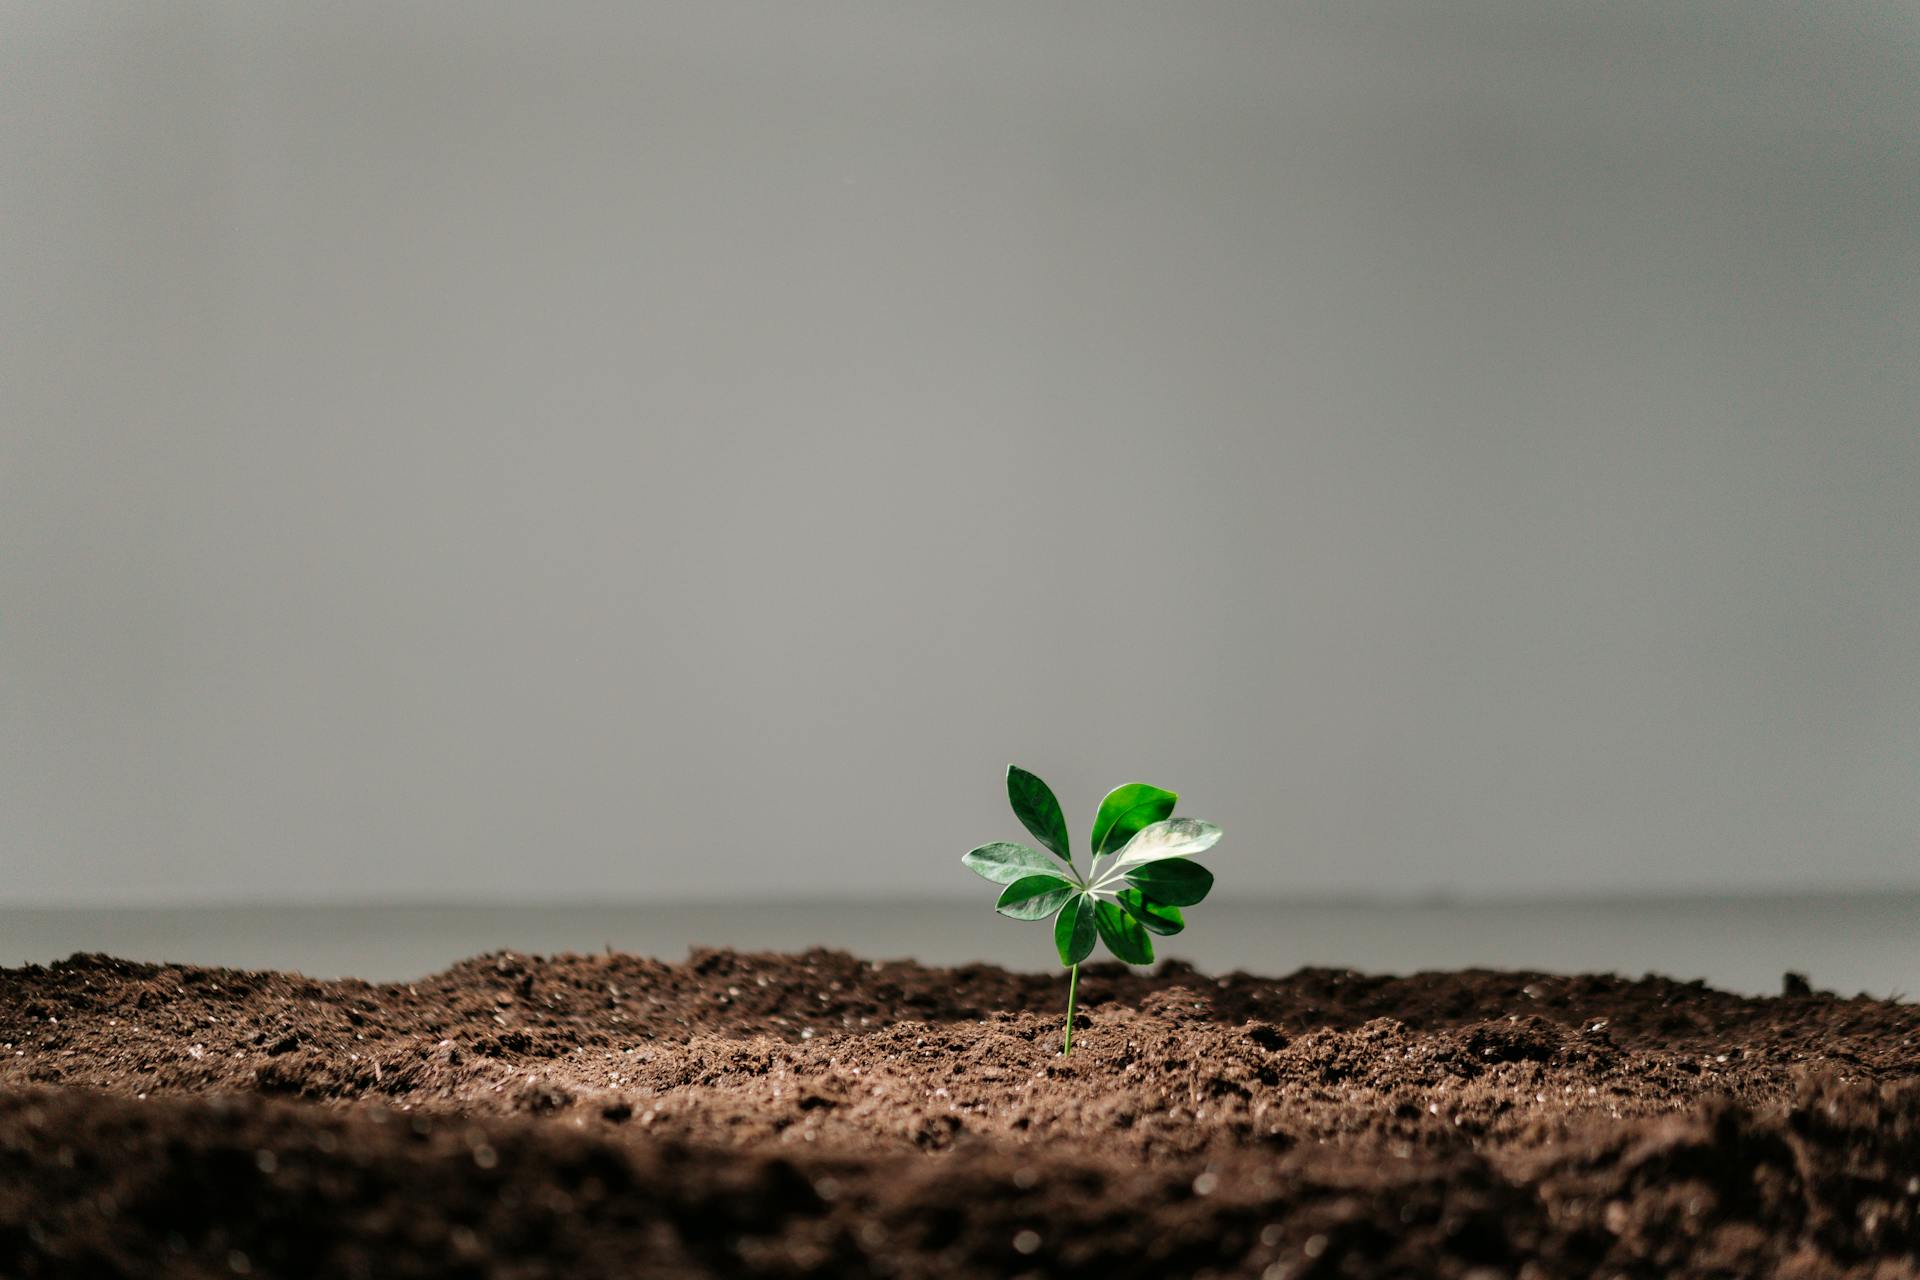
[1012,1230,1041,1255]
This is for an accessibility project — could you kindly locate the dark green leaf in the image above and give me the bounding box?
[996,874,1077,921]
[1094,899,1155,965]
[1090,783,1177,856]
[962,841,1070,886]
[1007,765,1072,865]
[1116,887,1185,936]
[1054,894,1096,965]
[1125,859,1214,908]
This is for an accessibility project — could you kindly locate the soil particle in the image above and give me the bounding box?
[2,949,1917,1277]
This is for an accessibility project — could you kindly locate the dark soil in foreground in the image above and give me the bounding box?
[2,951,1917,1279]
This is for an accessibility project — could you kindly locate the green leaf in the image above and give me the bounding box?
[1094,899,1155,965]
[995,874,1077,921]
[962,842,1071,886]
[1054,894,1096,965]
[1090,783,1177,856]
[1125,859,1214,908]
[1116,887,1186,935]
[1104,818,1222,873]
[1007,765,1072,865]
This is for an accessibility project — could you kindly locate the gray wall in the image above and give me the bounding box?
[4,2,1918,906]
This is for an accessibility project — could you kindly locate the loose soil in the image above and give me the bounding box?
[2,949,1917,1278]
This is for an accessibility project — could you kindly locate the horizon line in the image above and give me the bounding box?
[7,885,1920,913]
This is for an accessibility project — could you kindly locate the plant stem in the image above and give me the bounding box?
[1062,963,1079,1057]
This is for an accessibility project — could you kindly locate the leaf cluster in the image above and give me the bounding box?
[961,765,1222,967]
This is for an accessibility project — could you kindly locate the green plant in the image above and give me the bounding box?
[961,764,1222,1056]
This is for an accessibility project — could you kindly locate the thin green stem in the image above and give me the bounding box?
[1062,963,1079,1057]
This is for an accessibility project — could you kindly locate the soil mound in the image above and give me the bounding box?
[2,949,1916,1277]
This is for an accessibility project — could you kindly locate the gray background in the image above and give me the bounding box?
[5,1,1919,908]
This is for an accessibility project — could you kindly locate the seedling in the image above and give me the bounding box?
[962,764,1222,1056]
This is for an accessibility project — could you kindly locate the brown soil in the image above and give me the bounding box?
[2,949,1917,1278]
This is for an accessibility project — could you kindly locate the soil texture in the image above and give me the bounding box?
[2,949,1917,1278]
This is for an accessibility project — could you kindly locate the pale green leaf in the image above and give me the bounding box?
[962,842,1071,886]
[1104,818,1221,874]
